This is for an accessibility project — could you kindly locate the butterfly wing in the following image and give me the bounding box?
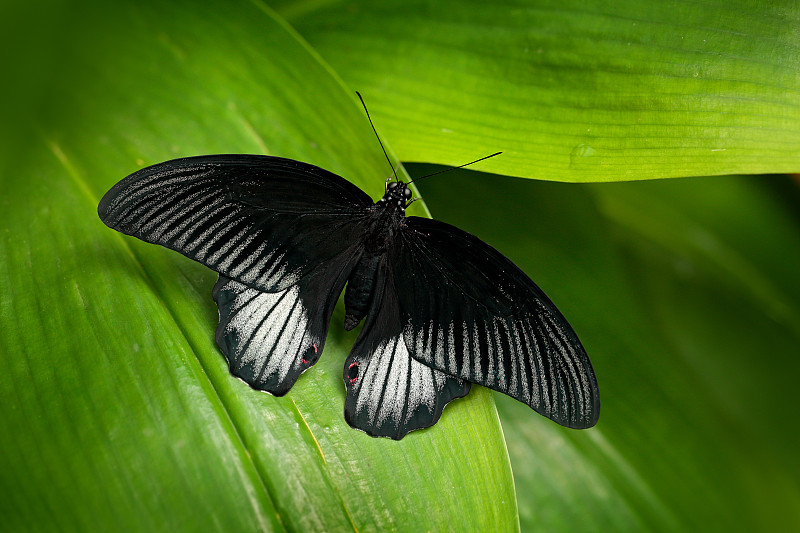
[393,217,599,429]
[344,259,470,439]
[213,249,355,394]
[98,155,373,292]
[99,155,372,392]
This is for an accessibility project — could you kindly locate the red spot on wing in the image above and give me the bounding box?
[348,361,359,384]
[302,343,318,365]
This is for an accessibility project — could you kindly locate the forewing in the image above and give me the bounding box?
[344,261,470,440]
[394,217,599,429]
[213,246,358,395]
[98,155,373,291]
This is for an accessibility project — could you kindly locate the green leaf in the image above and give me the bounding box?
[0,1,516,531]
[414,166,800,531]
[5,0,799,531]
[276,0,800,181]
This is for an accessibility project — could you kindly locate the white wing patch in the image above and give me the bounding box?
[345,331,469,440]
[214,276,319,396]
[352,334,430,427]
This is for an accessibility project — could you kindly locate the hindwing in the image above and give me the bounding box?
[344,260,470,439]
[213,243,359,395]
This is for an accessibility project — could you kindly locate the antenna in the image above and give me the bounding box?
[407,152,502,184]
[356,92,398,182]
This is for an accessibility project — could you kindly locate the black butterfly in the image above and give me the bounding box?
[98,129,598,441]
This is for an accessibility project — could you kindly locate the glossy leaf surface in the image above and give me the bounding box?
[278,0,800,181]
[0,1,515,531]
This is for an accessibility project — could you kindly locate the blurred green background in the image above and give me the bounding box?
[1,0,799,531]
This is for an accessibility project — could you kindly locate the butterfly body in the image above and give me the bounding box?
[344,182,411,330]
[99,154,599,439]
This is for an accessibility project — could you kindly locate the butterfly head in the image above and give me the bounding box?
[380,180,413,208]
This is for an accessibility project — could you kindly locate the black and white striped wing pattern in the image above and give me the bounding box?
[393,217,599,429]
[98,155,373,292]
[213,244,358,394]
[344,263,470,439]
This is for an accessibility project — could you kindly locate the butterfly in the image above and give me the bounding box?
[98,101,599,440]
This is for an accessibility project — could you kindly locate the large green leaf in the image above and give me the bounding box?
[276,0,800,181]
[414,166,800,531]
[0,1,516,531]
[4,0,799,531]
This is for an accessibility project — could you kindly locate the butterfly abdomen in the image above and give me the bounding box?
[343,200,405,331]
[344,252,383,330]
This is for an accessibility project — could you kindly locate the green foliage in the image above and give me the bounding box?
[1,0,798,531]
[276,0,800,182]
[0,2,514,531]
[415,167,800,531]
